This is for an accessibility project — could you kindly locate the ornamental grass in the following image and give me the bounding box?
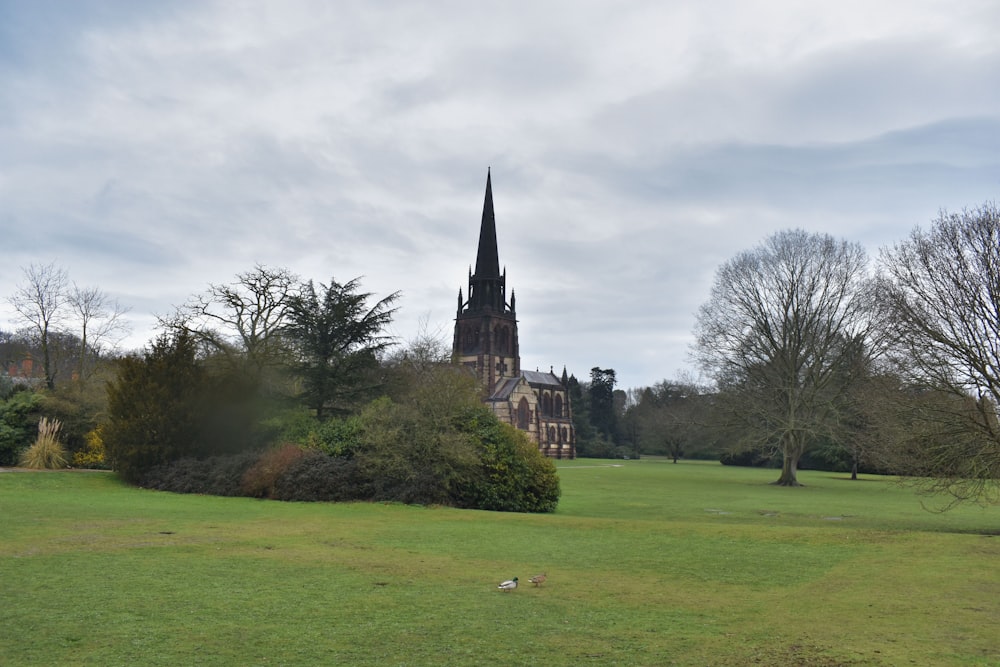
[19,417,68,469]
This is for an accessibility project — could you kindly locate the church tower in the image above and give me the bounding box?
[453,170,576,459]
[453,169,520,393]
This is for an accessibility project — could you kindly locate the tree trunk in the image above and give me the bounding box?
[850,459,858,480]
[773,440,803,486]
[41,329,55,390]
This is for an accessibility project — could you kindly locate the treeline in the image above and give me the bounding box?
[2,266,559,512]
[569,370,888,475]
[566,370,723,463]
[569,204,1000,506]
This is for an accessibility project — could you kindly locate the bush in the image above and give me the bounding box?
[240,444,308,498]
[140,451,262,496]
[354,397,480,506]
[72,427,108,469]
[0,389,42,466]
[19,417,68,469]
[271,452,368,502]
[456,407,561,513]
[313,416,363,456]
[38,386,106,463]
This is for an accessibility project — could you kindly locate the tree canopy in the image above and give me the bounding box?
[694,229,879,486]
[285,277,399,420]
[877,204,1000,503]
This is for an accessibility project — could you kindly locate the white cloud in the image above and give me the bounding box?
[2,0,999,389]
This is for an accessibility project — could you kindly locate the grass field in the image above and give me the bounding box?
[2,459,998,666]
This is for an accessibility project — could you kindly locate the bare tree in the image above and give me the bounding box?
[878,204,1000,503]
[164,264,299,381]
[8,262,69,389]
[67,284,131,381]
[694,229,879,486]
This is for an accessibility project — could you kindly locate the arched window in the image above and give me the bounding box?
[561,427,568,443]
[542,393,552,416]
[517,398,530,430]
[554,394,563,418]
[548,426,556,443]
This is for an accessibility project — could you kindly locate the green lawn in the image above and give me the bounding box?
[1,460,998,666]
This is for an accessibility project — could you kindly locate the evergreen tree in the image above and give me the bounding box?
[103,331,207,483]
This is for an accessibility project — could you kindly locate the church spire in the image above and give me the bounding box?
[473,168,501,280]
[465,169,507,313]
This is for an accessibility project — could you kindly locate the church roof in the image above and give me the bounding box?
[473,169,500,280]
[522,370,564,387]
[488,375,525,400]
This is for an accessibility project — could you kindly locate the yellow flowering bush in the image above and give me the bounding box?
[72,426,108,469]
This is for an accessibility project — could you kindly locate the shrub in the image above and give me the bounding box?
[72,426,108,469]
[313,416,363,456]
[271,452,368,502]
[457,407,561,513]
[0,389,42,466]
[39,386,107,463]
[19,417,68,469]
[354,397,480,506]
[140,451,262,496]
[240,443,308,498]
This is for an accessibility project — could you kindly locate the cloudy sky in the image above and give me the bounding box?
[2,1,999,390]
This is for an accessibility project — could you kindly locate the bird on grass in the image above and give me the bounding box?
[529,573,547,587]
[497,577,518,592]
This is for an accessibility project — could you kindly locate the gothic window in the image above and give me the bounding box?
[542,393,552,416]
[517,398,530,430]
[548,426,556,443]
[554,394,563,418]
[561,426,568,443]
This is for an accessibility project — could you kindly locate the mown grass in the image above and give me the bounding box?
[1,460,998,666]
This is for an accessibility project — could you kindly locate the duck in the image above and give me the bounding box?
[529,573,547,587]
[497,577,518,592]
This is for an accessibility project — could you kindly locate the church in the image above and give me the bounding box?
[452,170,576,459]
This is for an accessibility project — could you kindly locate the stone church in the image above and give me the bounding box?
[452,170,576,459]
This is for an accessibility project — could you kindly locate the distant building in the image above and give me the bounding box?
[2,352,45,389]
[452,170,576,458]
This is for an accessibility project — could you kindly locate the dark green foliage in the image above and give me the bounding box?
[105,322,558,511]
[569,369,630,458]
[103,331,211,483]
[588,367,617,439]
[566,373,595,446]
[354,397,481,505]
[285,278,399,420]
[130,397,560,512]
[457,406,561,513]
[313,416,363,457]
[0,389,42,466]
[140,451,261,496]
[271,452,366,502]
[103,331,279,483]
